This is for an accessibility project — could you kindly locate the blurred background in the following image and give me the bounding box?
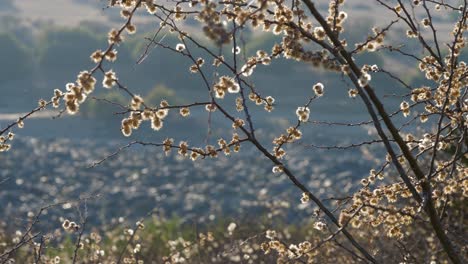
[0,0,462,229]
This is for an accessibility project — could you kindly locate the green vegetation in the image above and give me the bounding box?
[145,84,182,105]
[0,18,421,113]
[0,33,33,84]
[37,27,102,77]
[81,91,127,119]
[2,198,465,263]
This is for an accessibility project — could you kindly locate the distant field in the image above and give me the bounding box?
[0,110,59,121]
[3,0,110,27]
[1,0,457,78]
[1,0,158,28]
[2,0,456,37]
